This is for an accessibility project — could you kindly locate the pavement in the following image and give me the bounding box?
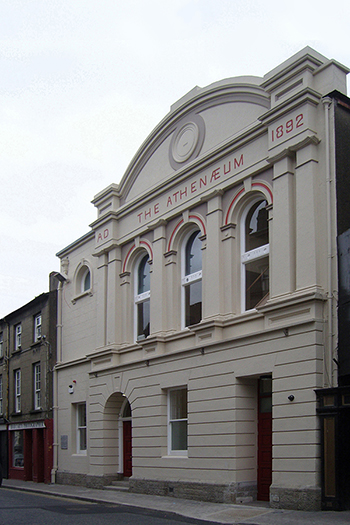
[2,478,350,525]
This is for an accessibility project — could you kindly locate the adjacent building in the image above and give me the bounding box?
[0,274,58,483]
[54,48,349,510]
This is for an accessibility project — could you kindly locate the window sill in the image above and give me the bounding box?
[163,453,188,458]
[71,290,93,304]
[30,409,43,415]
[11,411,22,417]
[72,451,87,457]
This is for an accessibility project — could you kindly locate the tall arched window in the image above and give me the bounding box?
[135,254,150,340]
[241,199,269,311]
[182,230,202,327]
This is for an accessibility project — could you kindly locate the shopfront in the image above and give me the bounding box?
[8,420,53,483]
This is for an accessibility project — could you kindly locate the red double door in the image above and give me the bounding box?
[257,376,272,501]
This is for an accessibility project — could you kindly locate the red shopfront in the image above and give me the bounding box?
[8,419,53,483]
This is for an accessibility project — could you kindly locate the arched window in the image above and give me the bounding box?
[241,199,269,311]
[135,254,150,340]
[75,264,92,296]
[82,267,91,292]
[182,230,202,327]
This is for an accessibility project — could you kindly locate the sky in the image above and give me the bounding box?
[1,0,350,318]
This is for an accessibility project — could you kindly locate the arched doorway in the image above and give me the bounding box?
[119,399,132,477]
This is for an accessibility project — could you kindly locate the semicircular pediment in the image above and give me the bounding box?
[118,76,270,205]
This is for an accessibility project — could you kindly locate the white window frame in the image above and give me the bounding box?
[34,314,42,342]
[77,403,87,454]
[0,332,3,358]
[240,199,269,312]
[15,369,21,413]
[181,230,202,329]
[0,375,3,414]
[168,387,188,456]
[15,324,21,350]
[34,363,41,410]
[134,254,151,341]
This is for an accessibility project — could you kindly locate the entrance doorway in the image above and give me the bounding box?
[257,375,272,501]
[120,400,132,477]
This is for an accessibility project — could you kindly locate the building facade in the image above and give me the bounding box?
[0,274,58,483]
[55,48,349,510]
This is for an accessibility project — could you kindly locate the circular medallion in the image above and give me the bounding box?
[169,114,205,170]
[172,122,199,163]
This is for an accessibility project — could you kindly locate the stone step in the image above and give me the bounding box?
[104,480,129,492]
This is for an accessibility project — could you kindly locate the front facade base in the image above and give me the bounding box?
[270,485,321,511]
[129,478,257,504]
[56,471,120,489]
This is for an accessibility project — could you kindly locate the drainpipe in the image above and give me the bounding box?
[4,318,10,422]
[51,278,64,483]
[323,97,335,388]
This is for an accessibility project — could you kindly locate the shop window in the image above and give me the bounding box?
[77,403,87,453]
[13,430,24,467]
[14,369,21,413]
[34,362,41,410]
[182,230,202,327]
[15,323,21,351]
[0,375,3,414]
[34,313,42,342]
[135,254,150,340]
[168,388,188,455]
[241,199,269,311]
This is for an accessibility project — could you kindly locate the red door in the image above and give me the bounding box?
[257,376,272,501]
[123,420,132,478]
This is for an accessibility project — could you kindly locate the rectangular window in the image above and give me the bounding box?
[77,403,87,453]
[168,388,188,455]
[34,314,42,342]
[0,332,3,358]
[0,375,3,414]
[34,363,41,410]
[14,369,21,413]
[15,324,21,350]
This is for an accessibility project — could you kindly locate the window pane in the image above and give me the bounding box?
[78,404,86,427]
[171,420,188,450]
[245,200,268,251]
[170,389,187,420]
[185,281,202,326]
[185,231,202,275]
[13,430,24,467]
[245,257,269,310]
[137,299,150,339]
[79,428,87,451]
[138,255,150,294]
[83,270,91,291]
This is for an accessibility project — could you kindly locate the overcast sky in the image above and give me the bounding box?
[1,0,349,318]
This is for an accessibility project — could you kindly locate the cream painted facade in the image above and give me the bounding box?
[55,48,349,510]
